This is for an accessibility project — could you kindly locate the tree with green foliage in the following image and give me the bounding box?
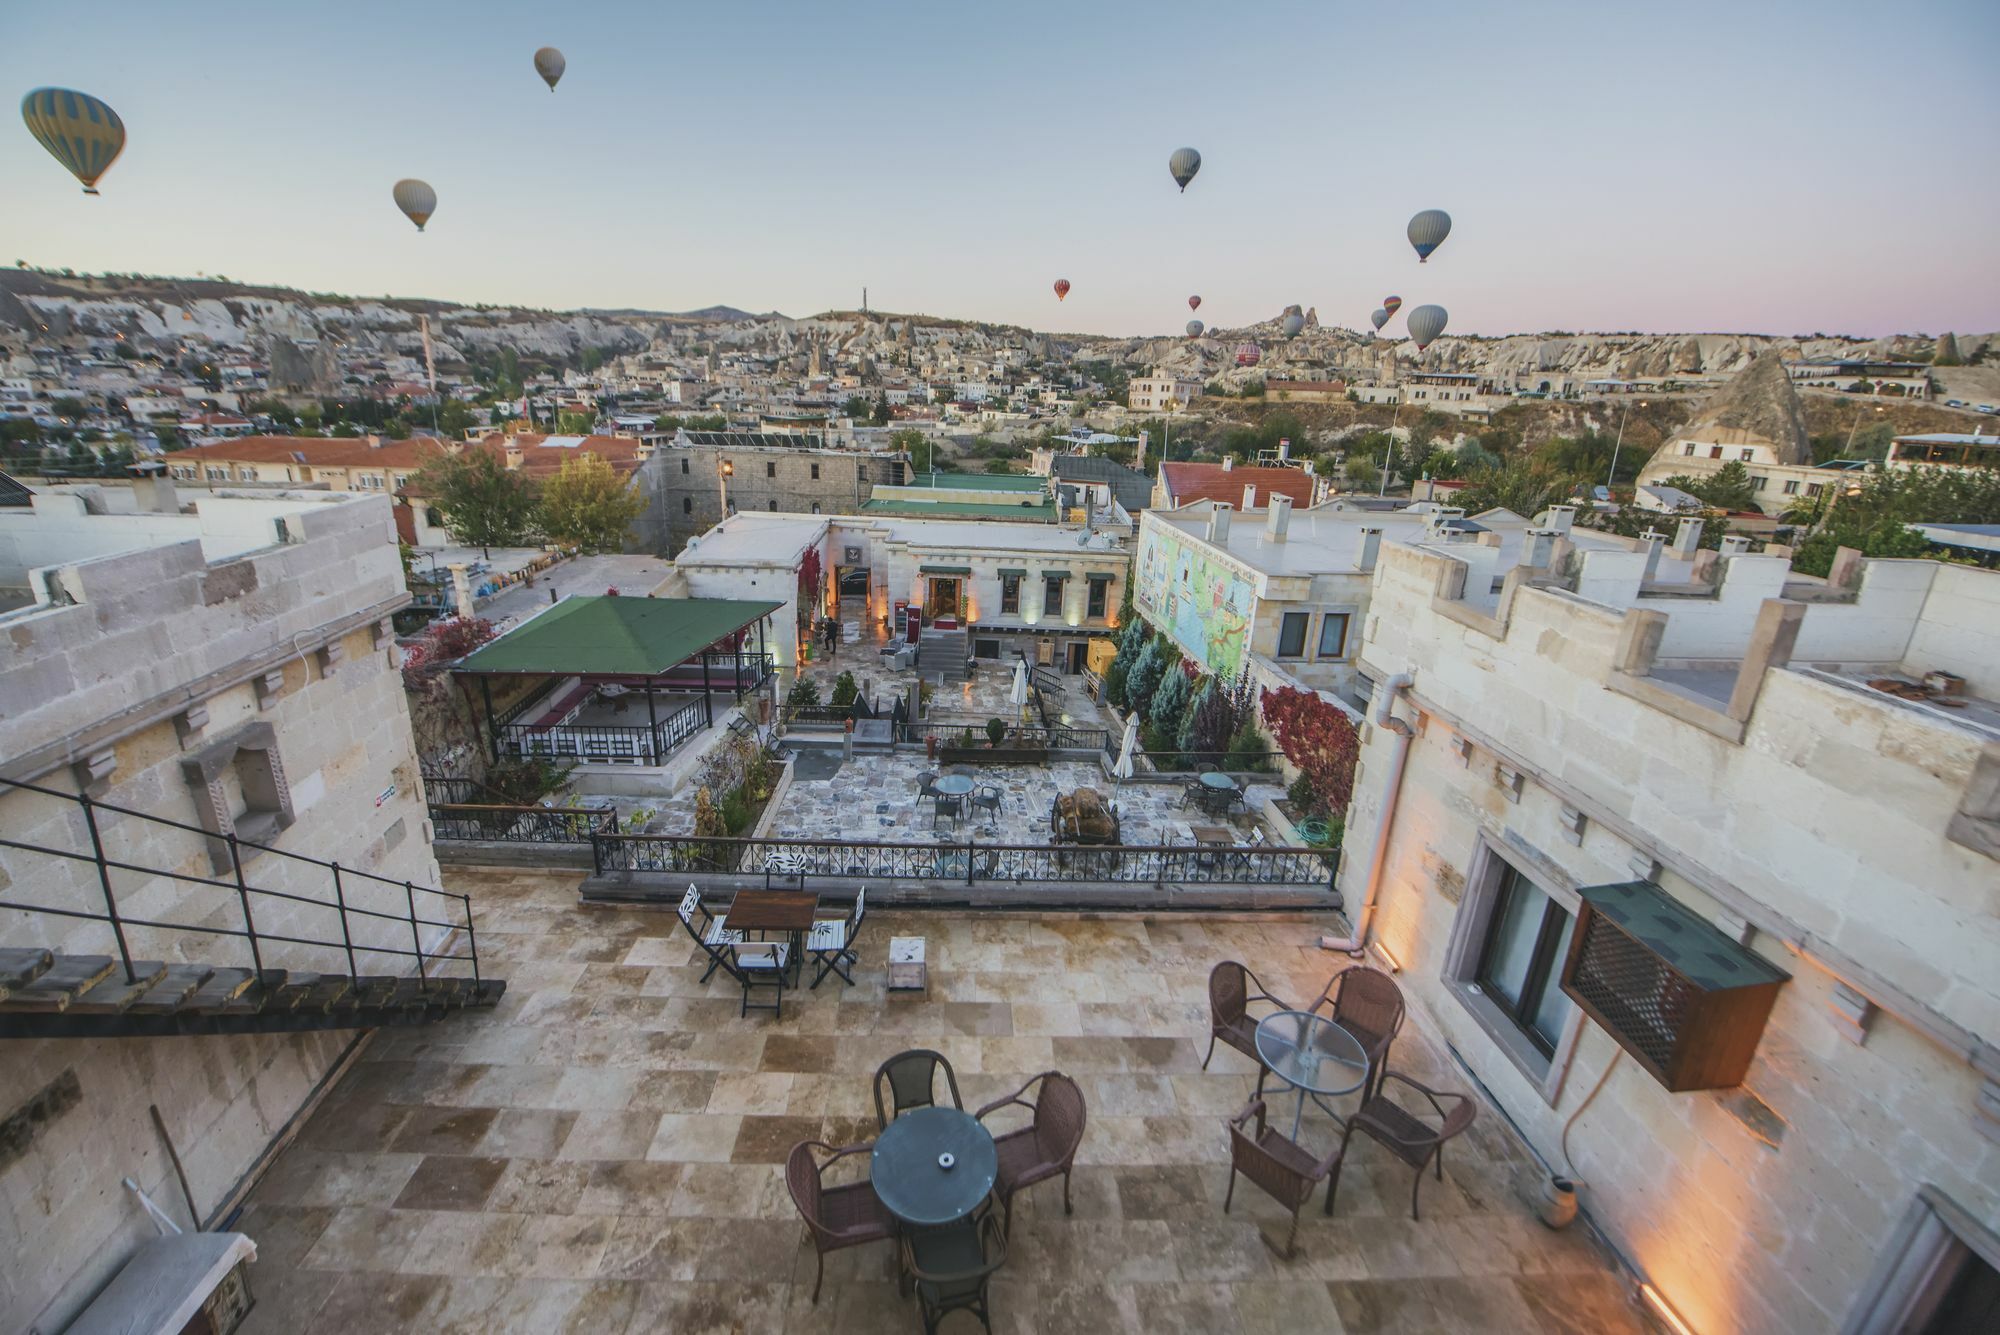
[1125,635,1176,719]
[841,395,872,420]
[1788,465,2000,577]
[1792,518,1931,578]
[438,397,479,438]
[1148,665,1193,751]
[537,453,643,552]
[555,410,596,435]
[829,671,860,708]
[1451,457,1588,518]
[872,395,892,426]
[413,448,538,555]
[1662,461,1759,513]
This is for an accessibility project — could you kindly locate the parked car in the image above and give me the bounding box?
[1979,405,1999,416]
[1945,399,1966,408]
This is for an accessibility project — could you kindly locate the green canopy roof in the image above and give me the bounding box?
[456,596,783,676]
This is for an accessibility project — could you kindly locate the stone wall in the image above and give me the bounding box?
[1338,541,1999,1333]
[632,445,904,552]
[0,494,449,1333]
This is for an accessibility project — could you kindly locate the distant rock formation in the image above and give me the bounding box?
[1664,354,1813,464]
[1933,332,1963,366]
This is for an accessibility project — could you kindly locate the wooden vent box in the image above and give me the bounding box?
[1560,881,1789,1092]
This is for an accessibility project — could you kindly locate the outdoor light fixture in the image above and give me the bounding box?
[1371,941,1403,974]
[1638,1284,1694,1335]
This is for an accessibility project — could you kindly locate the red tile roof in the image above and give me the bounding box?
[1157,463,1316,509]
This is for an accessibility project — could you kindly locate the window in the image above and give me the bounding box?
[1277,612,1309,658]
[810,462,820,480]
[680,457,689,474]
[237,466,256,481]
[1806,482,1823,498]
[768,499,778,511]
[682,497,692,514]
[1709,446,1724,459]
[1782,480,1800,495]
[1316,612,1350,658]
[207,467,228,481]
[1475,865,1577,1058]
[1086,577,1108,619]
[1683,443,1696,457]
[766,460,776,478]
[1739,449,1754,462]
[1751,475,1768,491]
[1042,577,1063,616]
[1001,575,1020,615]
[810,502,821,514]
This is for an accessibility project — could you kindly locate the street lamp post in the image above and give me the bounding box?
[1845,402,1884,455]
[718,458,734,517]
[1606,397,1649,492]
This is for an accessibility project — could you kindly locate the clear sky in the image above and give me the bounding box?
[4,0,1997,339]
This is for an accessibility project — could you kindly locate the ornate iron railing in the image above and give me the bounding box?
[782,703,857,729]
[901,722,1113,752]
[495,695,707,766]
[430,804,617,844]
[590,832,1336,890]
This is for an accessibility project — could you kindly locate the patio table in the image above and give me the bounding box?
[1254,1009,1369,1138]
[870,1107,998,1228]
[1198,771,1239,792]
[722,889,819,985]
[933,775,975,797]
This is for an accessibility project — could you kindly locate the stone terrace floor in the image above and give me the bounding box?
[235,870,1647,1334]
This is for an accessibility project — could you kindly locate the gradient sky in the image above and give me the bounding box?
[4,0,1997,339]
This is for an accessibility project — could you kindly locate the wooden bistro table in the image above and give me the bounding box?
[723,889,819,986]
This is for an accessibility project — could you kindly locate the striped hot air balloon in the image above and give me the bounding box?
[1053,278,1070,302]
[1382,295,1402,317]
[1406,304,1448,352]
[1185,320,1204,338]
[394,179,437,231]
[1235,342,1262,368]
[20,88,126,194]
[1168,147,1201,192]
[534,47,566,91]
[1370,308,1390,332]
[1406,210,1451,263]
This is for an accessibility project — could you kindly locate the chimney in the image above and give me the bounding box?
[1522,527,1557,569]
[138,474,179,514]
[1278,438,1291,460]
[1266,494,1293,543]
[1638,529,1666,581]
[1671,516,1704,559]
[366,434,383,449]
[1720,535,1753,558]
[1207,502,1233,545]
[1242,483,1258,511]
[1546,504,1576,535]
[1432,505,1466,535]
[1221,456,1234,472]
[1356,525,1384,571]
[1302,459,1315,476]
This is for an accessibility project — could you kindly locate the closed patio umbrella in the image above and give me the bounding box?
[1113,715,1140,789]
[1010,660,1029,717]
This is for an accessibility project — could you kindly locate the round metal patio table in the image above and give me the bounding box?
[1198,771,1238,792]
[1254,1010,1370,1139]
[933,774,975,797]
[870,1107,998,1228]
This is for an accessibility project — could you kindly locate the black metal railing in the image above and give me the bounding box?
[0,775,482,991]
[591,832,1336,891]
[430,804,617,844]
[782,703,857,729]
[496,695,707,766]
[900,722,1113,752]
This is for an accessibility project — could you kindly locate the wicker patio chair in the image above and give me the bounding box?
[1335,1071,1477,1221]
[1224,1098,1344,1260]
[808,887,866,989]
[969,784,1004,830]
[900,1212,1008,1334]
[786,1139,897,1304]
[1204,961,1291,1092]
[1309,965,1406,1100]
[874,1048,964,1130]
[930,794,963,830]
[973,1070,1087,1235]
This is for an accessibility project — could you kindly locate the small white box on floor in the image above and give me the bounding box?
[887,936,927,995]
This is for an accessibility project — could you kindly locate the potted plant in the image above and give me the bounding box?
[985,717,1006,747]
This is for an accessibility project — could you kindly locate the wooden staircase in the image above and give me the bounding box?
[0,947,504,1040]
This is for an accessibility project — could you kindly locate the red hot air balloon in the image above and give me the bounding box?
[1053,279,1071,302]
[1382,296,1402,318]
[1235,342,1262,367]
[1187,295,1201,312]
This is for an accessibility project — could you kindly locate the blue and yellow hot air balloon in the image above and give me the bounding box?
[21,88,126,195]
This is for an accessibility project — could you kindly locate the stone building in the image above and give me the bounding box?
[630,429,907,554]
[0,482,452,1331]
[1336,524,1999,1333]
[1637,354,1850,508]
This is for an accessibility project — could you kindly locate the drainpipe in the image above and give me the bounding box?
[1321,672,1414,956]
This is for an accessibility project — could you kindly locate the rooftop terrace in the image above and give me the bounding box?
[231,869,1646,1334]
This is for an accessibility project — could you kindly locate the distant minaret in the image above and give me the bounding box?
[862,287,868,315]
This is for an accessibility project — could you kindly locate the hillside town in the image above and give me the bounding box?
[4,7,1999,1334]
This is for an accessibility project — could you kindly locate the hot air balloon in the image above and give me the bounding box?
[1053,279,1070,302]
[1185,320,1204,338]
[1382,295,1402,318]
[393,179,437,231]
[1235,342,1262,368]
[1406,304,1448,352]
[1168,147,1201,192]
[534,47,566,91]
[1187,295,1201,313]
[20,88,126,195]
[1370,308,1390,332]
[1281,312,1305,339]
[1406,210,1451,263]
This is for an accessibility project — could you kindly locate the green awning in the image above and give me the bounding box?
[919,565,973,576]
[1085,572,1113,583]
[1574,882,1790,991]
[456,596,784,676]
[1042,571,1071,582]
[996,568,1027,578]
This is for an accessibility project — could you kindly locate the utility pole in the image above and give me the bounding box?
[1606,397,1649,492]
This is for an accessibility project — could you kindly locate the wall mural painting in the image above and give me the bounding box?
[1138,529,1252,678]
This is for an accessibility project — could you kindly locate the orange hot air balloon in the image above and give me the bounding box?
[1053,279,1071,302]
